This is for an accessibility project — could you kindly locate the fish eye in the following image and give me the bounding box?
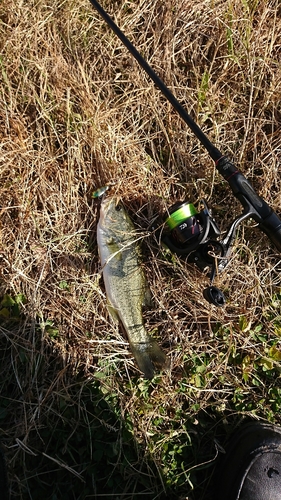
[115,204,122,211]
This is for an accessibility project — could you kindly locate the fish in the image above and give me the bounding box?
[97,196,167,379]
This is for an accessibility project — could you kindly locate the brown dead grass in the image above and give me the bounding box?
[0,0,281,498]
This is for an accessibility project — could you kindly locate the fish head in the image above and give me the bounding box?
[99,196,133,232]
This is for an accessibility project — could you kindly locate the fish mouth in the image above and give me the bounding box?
[99,196,122,224]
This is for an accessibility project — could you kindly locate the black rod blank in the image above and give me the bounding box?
[89,0,222,161]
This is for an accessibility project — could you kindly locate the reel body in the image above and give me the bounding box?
[162,199,228,307]
[163,200,220,257]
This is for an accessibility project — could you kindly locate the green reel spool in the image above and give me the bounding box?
[165,202,198,230]
[165,202,200,245]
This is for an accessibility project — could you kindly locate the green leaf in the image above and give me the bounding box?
[59,280,70,291]
[258,357,273,371]
[0,308,10,318]
[239,315,248,331]
[14,293,27,305]
[242,354,252,370]
[1,294,15,307]
[268,346,281,362]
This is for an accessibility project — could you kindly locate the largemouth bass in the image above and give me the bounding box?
[97,196,167,379]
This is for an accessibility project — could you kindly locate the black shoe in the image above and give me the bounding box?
[217,422,281,500]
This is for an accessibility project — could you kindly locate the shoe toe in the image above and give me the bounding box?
[239,450,281,500]
[216,422,281,500]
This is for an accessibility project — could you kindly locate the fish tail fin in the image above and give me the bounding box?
[131,341,168,379]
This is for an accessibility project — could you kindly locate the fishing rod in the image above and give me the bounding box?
[89,0,281,306]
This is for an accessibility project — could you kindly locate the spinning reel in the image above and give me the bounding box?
[162,198,247,307]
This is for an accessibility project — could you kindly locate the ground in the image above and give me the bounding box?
[0,0,280,499]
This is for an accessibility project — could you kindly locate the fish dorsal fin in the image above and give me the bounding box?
[105,238,123,261]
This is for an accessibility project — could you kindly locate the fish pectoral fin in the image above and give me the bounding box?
[107,302,120,324]
[106,237,116,245]
[105,239,123,260]
[131,341,168,380]
[142,284,152,308]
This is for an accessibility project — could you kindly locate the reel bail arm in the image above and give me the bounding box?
[216,156,281,253]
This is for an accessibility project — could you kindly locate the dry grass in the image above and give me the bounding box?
[0,0,281,498]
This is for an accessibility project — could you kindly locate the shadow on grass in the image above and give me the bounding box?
[0,313,165,499]
[0,293,269,500]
